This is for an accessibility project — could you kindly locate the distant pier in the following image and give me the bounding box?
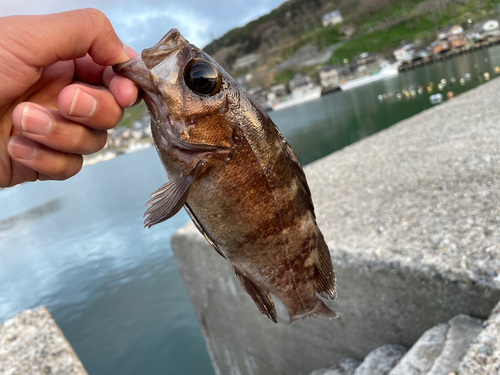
[399,38,500,72]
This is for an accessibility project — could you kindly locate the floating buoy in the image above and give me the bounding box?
[427,85,433,93]
[494,66,500,74]
[404,91,411,98]
[410,89,416,97]
[447,91,454,99]
[430,93,443,104]
[438,83,444,91]
[484,72,491,80]
[397,93,403,100]
[440,78,447,85]
[460,78,466,85]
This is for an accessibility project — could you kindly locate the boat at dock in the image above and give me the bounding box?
[340,62,400,90]
[271,86,322,110]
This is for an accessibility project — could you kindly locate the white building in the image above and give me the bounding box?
[322,10,343,27]
[319,65,339,88]
[393,44,415,62]
[475,20,500,38]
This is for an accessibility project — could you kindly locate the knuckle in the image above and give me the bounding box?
[52,155,82,180]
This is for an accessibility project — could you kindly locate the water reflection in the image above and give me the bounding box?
[0,198,64,232]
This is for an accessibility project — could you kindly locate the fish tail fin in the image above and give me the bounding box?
[289,299,338,324]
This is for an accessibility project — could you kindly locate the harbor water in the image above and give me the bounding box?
[1,45,500,374]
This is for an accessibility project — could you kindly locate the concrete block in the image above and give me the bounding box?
[172,78,500,375]
[0,307,87,375]
[427,314,483,375]
[353,345,407,375]
[459,301,500,374]
[389,323,448,375]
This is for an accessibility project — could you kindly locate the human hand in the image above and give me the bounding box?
[0,9,139,188]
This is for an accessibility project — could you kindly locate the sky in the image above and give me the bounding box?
[0,0,287,52]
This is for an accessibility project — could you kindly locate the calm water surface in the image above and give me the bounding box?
[1,46,500,375]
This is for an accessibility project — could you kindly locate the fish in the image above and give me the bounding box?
[113,29,337,324]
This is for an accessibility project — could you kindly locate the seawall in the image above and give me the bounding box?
[171,78,500,375]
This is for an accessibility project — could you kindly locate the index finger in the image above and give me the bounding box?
[0,8,129,68]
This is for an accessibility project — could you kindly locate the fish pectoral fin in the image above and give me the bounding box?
[314,231,337,300]
[184,203,227,259]
[234,266,277,323]
[144,160,205,228]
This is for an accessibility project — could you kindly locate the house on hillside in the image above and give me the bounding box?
[432,25,466,54]
[393,44,415,61]
[319,65,340,88]
[322,10,343,27]
[474,20,500,39]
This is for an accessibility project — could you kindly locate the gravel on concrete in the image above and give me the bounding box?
[0,307,87,375]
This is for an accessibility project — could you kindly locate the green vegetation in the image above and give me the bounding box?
[334,18,435,60]
[117,101,147,128]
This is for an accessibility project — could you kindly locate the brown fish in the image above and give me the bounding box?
[113,29,337,324]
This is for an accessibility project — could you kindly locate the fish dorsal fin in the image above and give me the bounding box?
[184,203,227,259]
[144,160,204,228]
[234,266,277,323]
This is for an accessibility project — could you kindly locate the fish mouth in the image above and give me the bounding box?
[113,55,151,89]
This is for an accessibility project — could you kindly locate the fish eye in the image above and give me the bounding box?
[184,59,221,96]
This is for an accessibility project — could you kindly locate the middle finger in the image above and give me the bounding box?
[12,102,108,155]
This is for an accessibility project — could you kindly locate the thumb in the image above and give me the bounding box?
[0,9,129,68]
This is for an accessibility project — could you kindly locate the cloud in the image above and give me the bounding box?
[0,0,286,51]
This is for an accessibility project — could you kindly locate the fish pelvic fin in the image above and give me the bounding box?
[234,266,277,323]
[289,299,338,325]
[144,160,205,228]
[314,231,337,300]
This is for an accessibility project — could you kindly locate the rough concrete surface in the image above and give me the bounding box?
[427,314,483,375]
[0,307,87,375]
[459,301,500,374]
[172,78,500,375]
[389,323,449,375]
[353,344,407,375]
[308,358,361,375]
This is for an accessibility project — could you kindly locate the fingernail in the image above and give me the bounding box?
[7,136,37,160]
[128,86,139,107]
[21,105,53,135]
[68,88,97,118]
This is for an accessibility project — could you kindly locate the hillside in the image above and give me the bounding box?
[203,0,500,87]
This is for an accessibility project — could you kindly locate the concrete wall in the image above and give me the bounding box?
[172,78,500,375]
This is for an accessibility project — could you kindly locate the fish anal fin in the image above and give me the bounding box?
[144,160,205,228]
[289,299,337,324]
[314,231,337,300]
[184,203,226,259]
[234,266,277,323]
